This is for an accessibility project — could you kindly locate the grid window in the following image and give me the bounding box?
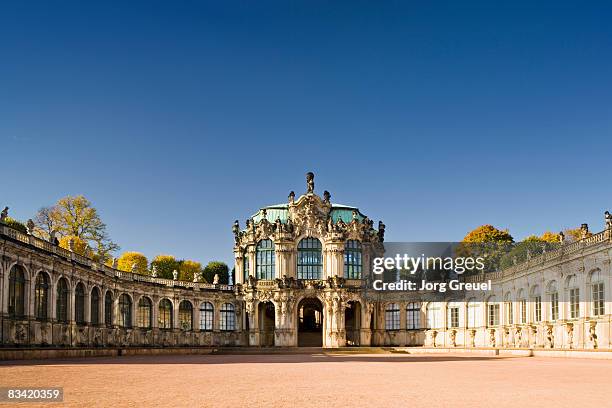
[427,304,441,329]
[344,240,362,279]
[220,303,236,331]
[520,299,527,324]
[75,283,85,325]
[159,299,173,329]
[56,278,69,323]
[297,238,323,280]
[90,288,100,325]
[448,307,460,328]
[592,282,605,316]
[406,302,420,330]
[256,240,275,280]
[488,304,500,326]
[35,272,50,320]
[200,302,214,331]
[104,292,113,326]
[386,303,400,330]
[550,292,559,321]
[534,296,542,322]
[468,302,479,328]
[8,265,26,318]
[137,297,152,329]
[179,300,193,330]
[118,294,132,328]
[505,302,513,325]
[569,288,580,319]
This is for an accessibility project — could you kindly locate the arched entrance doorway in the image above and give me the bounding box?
[345,301,361,346]
[258,302,275,346]
[298,298,323,347]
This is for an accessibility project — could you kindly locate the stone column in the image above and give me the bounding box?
[323,241,344,279]
[275,241,294,279]
[84,289,91,324]
[151,296,159,329]
[234,248,244,285]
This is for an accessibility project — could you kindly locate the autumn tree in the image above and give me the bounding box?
[33,195,119,261]
[151,255,180,279]
[117,252,149,275]
[459,225,514,274]
[58,235,89,256]
[563,226,592,242]
[203,261,230,284]
[179,260,202,281]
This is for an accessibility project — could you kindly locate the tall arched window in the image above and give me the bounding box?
[56,278,69,323]
[385,303,400,330]
[467,298,479,328]
[137,297,152,329]
[256,239,275,280]
[406,302,420,329]
[118,294,132,328]
[530,285,541,322]
[75,283,85,325]
[243,248,250,282]
[220,303,235,331]
[35,272,50,320]
[90,287,100,325]
[159,299,173,329]
[426,303,441,329]
[487,296,499,326]
[547,281,559,321]
[344,240,362,279]
[517,289,527,324]
[297,237,322,280]
[8,265,26,318]
[179,300,193,331]
[590,270,605,316]
[199,302,214,331]
[567,275,580,319]
[104,291,113,327]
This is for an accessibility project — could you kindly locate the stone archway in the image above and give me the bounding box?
[258,301,275,346]
[345,301,361,346]
[297,297,323,347]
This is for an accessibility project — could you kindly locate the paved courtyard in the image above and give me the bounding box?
[1,353,611,407]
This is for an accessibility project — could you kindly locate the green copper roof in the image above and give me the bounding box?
[251,203,365,224]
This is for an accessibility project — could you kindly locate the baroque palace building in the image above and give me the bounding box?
[1,173,611,351]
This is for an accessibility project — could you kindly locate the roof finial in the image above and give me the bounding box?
[306,172,314,193]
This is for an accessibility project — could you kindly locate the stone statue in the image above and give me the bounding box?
[0,206,8,221]
[559,231,565,243]
[112,257,118,269]
[172,269,178,280]
[232,220,240,243]
[489,329,496,347]
[26,219,35,235]
[546,324,554,348]
[323,190,331,203]
[49,229,56,243]
[327,216,334,232]
[131,263,137,273]
[213,274,219,285]
[565,322,574,349]
[193,272,200,283]
[262,209,267,219]
[352,210,358,221]
[306,172,315,193]
[378,221,386,242]
[449,329,457,347]
[288,191,295,203]
[286,217,294,233]
[275,217,282,231]
[580,223,589,240]
[152,265,158,278]
[605,211,612,230]
[589,321,598,349]
[68,238,75,252]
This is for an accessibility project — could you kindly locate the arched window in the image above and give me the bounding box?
[547,281,559,321]
[297,237,322,280]
[220,303,235,331]
[56,278,69,323]
[179,300,193,331]
[137,297,152,329]
[118,294,132,328]
[567,275,580,319]
[35,272,50,320]
[8,265,26,318]
[200,302,214,331]
[467,298,479,328]
[406,302,420,330]
[385,303,400,330]
[590,270,605,316]
[243,248,250,282]
[256,239,275,280]
[159,299,173,329]
[104,291,113,327]
[487,296,499,326]
[90,287,100,325]
[75,283,85,325]
[426,303,441,329]
[530,285,541,322]
[344,240,362,279]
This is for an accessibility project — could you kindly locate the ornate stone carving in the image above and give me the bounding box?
[306,172,315,193]
[546,324,554,348]
[489,328,496,347]
[449,329,457,347]
[565,322,574,349]
[589,321,598,349]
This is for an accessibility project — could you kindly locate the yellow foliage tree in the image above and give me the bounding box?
[539,231,561,243]
[179,260,202,281]
[462,224,514,243]
[117,252,149,275]
[59,235,89,256]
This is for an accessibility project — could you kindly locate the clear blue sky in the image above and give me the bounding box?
[2,1,611,267]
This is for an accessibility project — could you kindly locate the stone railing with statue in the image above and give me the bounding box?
[0,218,233,292]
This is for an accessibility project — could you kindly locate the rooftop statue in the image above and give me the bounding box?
[605,211,612,230]
[0,206,8,221]
[306,172,315,193]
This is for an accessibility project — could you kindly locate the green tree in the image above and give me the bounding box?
[117,252,149,275]
[203,261,230,284]
[179,260,202,281]
[151,255,180,279]
[2,216,27,233]
[459,225,514,274]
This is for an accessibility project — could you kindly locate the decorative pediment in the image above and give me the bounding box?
[289,193,331,238]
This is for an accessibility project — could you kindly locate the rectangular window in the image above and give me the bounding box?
[488,304,500,326]
[534,296,542,322]
[520,299,527,324]
[467,303,479,328]
[385,304,400,330]
[592,283,605,316]
[550,292,559,321]
[448,307,459,328]
[505,302,513,325]
[406,303,420,330]
[570,288,580,319]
